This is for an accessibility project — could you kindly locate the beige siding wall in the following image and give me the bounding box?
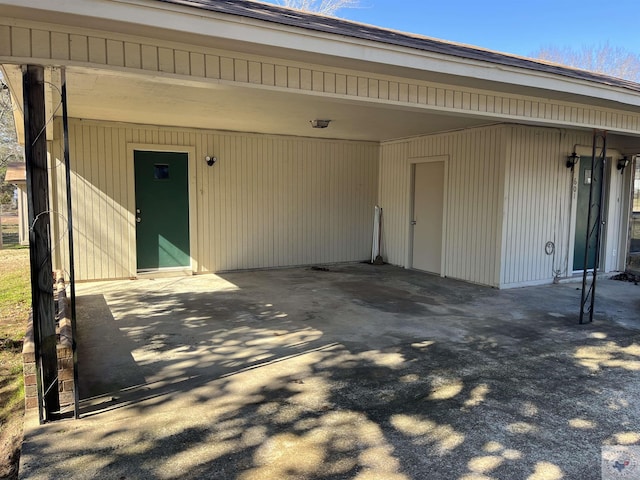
[51,119,378,281]
[501,127,566,287]
[379,124,629,288]
[499,127,623,288]
[602,158,628,273]
[378,141,410,267]
[379,126,507,287]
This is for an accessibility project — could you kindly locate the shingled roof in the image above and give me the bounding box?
[158,0,640,94]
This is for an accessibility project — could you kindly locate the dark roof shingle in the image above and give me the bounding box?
[157,0,640,93]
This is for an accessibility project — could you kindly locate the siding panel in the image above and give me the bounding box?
[380,125,616,288]
[379,126,505,286]
[31,30,50,59]
[499,127,595,287]
[4,21,640,135]
[0,26,10,56]
[55,119,378,280]
[11,27,31,57]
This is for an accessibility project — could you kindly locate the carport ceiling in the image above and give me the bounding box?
[64,67,492,142]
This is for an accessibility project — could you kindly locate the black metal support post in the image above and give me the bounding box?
[579,130,607,324]
[23,65,60,421]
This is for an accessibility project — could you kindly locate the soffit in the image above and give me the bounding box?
[1,1,640,112]
[62,67,493,142]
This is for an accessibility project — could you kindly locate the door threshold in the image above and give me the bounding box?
[136,268,193,279]
[556,271,613,284]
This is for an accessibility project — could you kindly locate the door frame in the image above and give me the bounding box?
[127,143,198,276]
[567,147,623,274]
[623,155,639,273]
[407,155,449,276]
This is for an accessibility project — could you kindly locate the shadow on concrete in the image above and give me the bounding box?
[76,294,146,399]
[19,265,640,480]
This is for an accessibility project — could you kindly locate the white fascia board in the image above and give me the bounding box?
[4,0,640,109]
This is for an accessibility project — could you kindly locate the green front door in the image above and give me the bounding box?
[134,151,190,270]
[573,157,603,271]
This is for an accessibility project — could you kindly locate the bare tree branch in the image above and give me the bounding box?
[532,43,640,83]
[271,0,360,16]
[0,71,23,206]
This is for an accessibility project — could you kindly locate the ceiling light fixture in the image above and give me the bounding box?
[310,119,331,129]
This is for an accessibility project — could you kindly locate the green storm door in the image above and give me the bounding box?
[134,151,190,270]
[573,157,603,271]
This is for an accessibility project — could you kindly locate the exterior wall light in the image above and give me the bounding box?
[310,119,331,128]
[566,152,580,170]
[205,155,217,167]
[617,156,630,173]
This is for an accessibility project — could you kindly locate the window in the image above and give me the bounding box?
[154,164,169,180]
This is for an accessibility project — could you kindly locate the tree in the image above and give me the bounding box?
[532,43,640,83]
[271,0,360,16]
[0,72,24,207]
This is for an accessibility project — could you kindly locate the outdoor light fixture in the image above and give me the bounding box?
[566,152,580,170]
[205,155,217,167]
[616,156,630,173]
[310,119,331,129]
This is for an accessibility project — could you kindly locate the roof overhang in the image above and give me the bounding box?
[2,0,639,110]
[1,0,640,142]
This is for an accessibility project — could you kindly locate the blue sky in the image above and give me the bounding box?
[274,0,640,58]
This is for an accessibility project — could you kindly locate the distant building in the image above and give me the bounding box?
[4,162,27,245]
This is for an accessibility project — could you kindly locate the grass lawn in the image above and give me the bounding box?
[1,221,20,247]
[0,247,30,479]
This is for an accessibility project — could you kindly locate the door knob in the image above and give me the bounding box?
[410,220,417,225]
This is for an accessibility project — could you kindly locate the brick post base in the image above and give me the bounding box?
[23,271,76,414]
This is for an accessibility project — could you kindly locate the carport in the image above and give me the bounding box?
[3,0,640,459]
[2,0,640,288]
[19,265,640,479]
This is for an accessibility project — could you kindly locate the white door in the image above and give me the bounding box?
[411,161,445,274]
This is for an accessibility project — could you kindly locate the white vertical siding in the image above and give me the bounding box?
[603,152,629,273]
[196,131,378,273]
[14,185,29,245]
[50,118,627,286]
[501,127,562,286]
[58,122,136,280]
[378,141,409,267]
[52,119,378,280]
[50,127,68,273]
[500,127,606,287]
[379,124,626,288]
[379,125,506,287]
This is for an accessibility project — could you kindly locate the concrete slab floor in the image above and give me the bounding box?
[19,264,640,479]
